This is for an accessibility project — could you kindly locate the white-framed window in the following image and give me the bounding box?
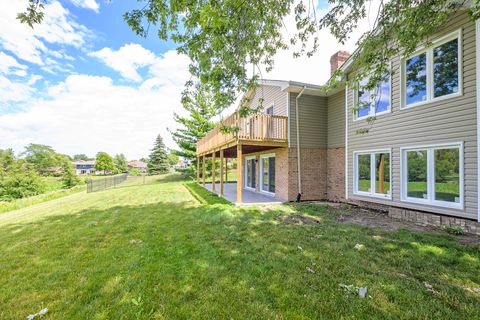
[401,29,462,108]
[401,143,463,209]
[260,153,275,195]
[354,149,392,199]
[355,72,391,120]
[244,155,256,190]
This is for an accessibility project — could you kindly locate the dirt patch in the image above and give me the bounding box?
[277,214,322,225]
[332,206,480,246]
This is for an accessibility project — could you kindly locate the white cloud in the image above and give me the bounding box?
[0,76,33,103]
[90,44,191,84]
[89,44,158,82]
[0,50,191,159]
[70,0,100,13]
[0,0,92,65]
[0,51,28,76]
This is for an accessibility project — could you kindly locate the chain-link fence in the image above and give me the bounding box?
[86,174,128,193]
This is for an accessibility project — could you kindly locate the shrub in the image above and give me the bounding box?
[0,168,46,201]
[129,168,141,176]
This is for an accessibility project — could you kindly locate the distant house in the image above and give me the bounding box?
[74,160,96,175]
[128,160,147,173]
[175,159,190,169]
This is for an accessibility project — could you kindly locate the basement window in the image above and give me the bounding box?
[354,150,391,199]
[401,143,463,209]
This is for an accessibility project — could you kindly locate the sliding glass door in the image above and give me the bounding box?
[261,154,275,194]
[245,157,256,190]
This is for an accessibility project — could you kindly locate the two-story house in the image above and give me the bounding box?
[196,10,480,233]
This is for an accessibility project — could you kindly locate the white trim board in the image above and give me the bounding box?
[476,19,480,222]
[345,85,349,200]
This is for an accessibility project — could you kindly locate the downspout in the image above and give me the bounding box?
[295,86,307,202]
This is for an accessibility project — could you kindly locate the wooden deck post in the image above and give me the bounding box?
[225,158,228,182]
[212,151,216,193]
[202,155,206,187]
[220,149,224,196]
[196,156,200,183]
[237,144,243,203]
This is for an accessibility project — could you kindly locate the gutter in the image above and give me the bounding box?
[295,86,307,202]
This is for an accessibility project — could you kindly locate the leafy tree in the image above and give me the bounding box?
[18,1,480,121]
[167,152,180,167]
[95,152,115,175]
[0,149,45,200]
[171,85,217,163]
[148,135,170,175]
[21,144,61,173]
[114,154,128,173]
[73,154,89,161]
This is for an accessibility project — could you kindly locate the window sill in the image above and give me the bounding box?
[353,108,392,122]
[353,191,392,201]
[401,91,463,110]
[400,197,464,211]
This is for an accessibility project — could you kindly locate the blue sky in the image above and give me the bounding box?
[0,0,363,159]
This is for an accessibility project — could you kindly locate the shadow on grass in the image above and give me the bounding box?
[184,182,232,205]
[0,198,479,319]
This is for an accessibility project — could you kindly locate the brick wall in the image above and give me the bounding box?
[288,148,327,201]
[327,147,345,202]
[330,50,351,76]
[275,148,289,201]
[344,199,480,235]
[388,207,480,235]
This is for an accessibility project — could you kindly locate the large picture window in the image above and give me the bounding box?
[355,74,391,120]
[401,144,463,209]
[402,30,461,107]
[354,150,391,199]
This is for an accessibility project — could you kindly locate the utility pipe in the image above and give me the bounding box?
[295,86,307,202]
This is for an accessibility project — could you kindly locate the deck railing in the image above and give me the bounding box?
[196,112,288,155]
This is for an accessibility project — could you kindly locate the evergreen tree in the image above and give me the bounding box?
[61,160,81,188]
[171,85,217,162]
[148,135,170,175]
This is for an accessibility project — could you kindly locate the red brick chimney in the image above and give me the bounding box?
[330,50,351,76]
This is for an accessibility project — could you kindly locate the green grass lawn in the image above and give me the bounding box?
[0,174,479,319]
[41,177,65,193]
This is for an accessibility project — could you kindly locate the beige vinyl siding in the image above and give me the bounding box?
[289,93,328,148]
[248,85,288,116]
[347,12,477,219]
[327,90,346,148]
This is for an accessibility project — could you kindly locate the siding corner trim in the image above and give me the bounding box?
[476,19,480,222]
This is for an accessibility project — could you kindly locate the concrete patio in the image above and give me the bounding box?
[202,183,283,204]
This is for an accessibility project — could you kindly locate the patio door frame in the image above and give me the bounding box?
[244,155,256,191]
[260,153,276,196]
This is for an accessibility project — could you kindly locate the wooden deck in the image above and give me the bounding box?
[196,111,289,204]
[196,112,288,156]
